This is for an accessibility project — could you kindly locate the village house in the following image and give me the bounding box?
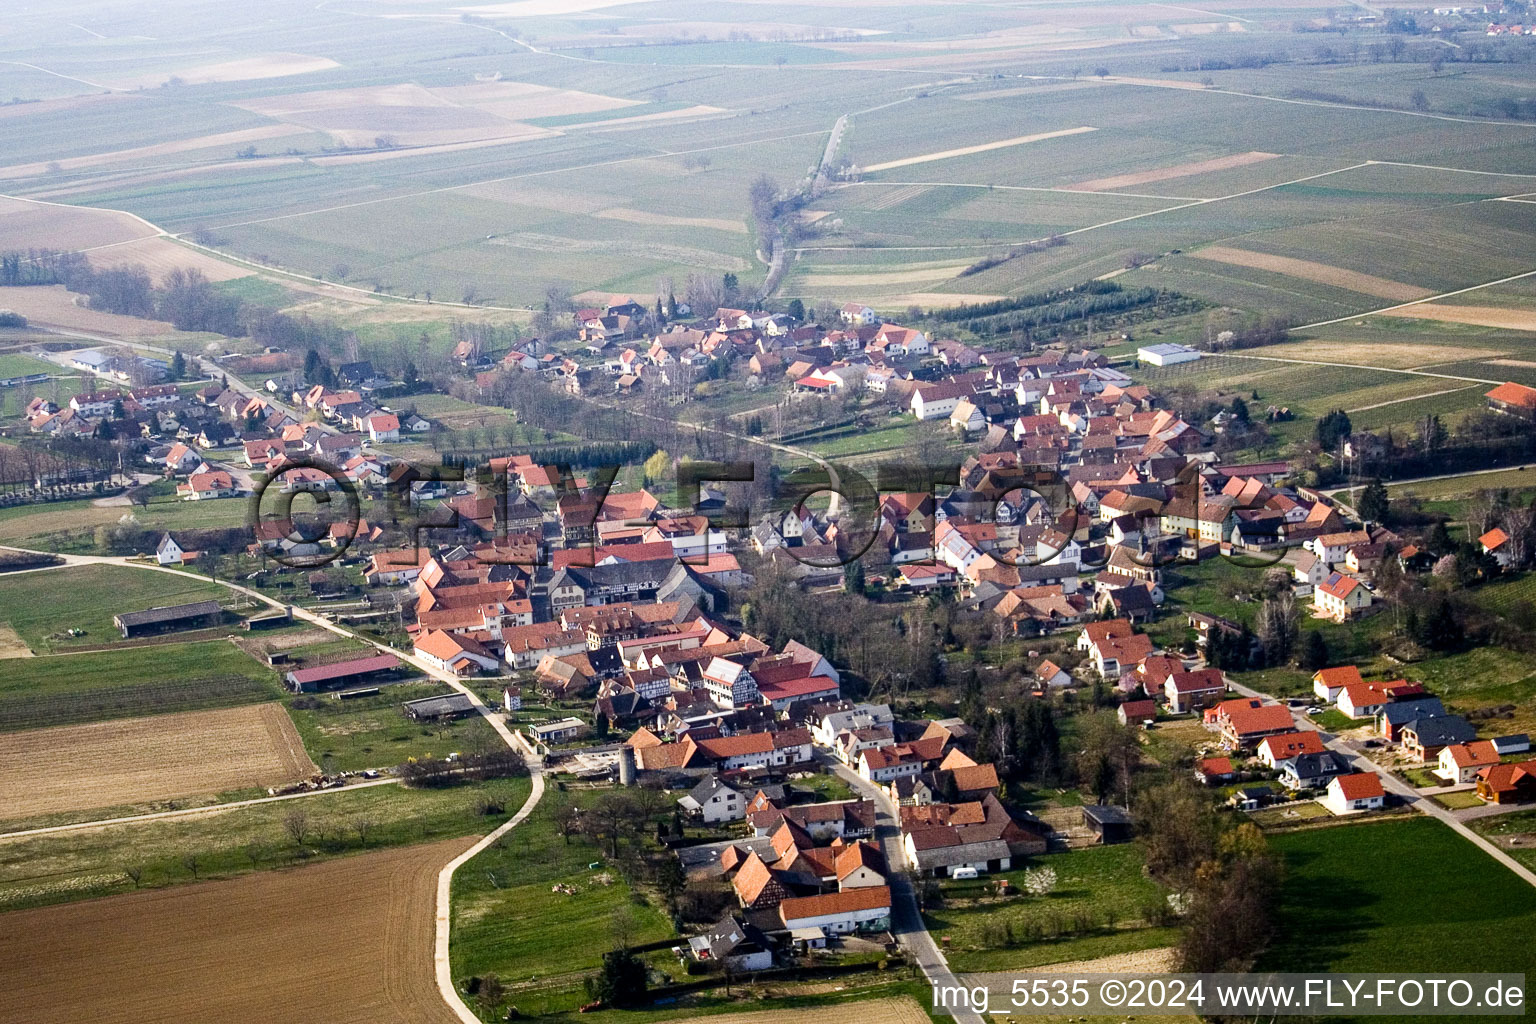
[1313,572,1372,622]
[1321,773,1386,814]
[1435,740,1501,784]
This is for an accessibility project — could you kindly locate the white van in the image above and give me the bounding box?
[950,866,979,880]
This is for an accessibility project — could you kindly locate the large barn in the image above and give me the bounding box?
[114,601,222,638]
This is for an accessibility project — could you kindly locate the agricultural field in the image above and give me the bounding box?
[286,683,502,774]
[1263,819,1536,986]
[0,641,282,732]
[0,0,1530,335]
[0,702,315,821]
[0,493,254,548]
[0,776,529,911]
[0,563,236,652]
[0,836,473,1023]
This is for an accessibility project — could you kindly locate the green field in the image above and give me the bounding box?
[0,776,530,912]
[450,787,674,1015]
[0,563,235,652]
[0,353,57,378]
[5,1,1535,326]
[1264,819,1536,998]
[925,843,1170,973]
[0,641,280,731]
[286,683,503,774]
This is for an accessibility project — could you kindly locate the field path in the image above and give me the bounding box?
[0,776,402,840]
[1216,352,1502,385]
[1346,384,1474,413]
[1295,263,1536,333]
[0,545,547,1024]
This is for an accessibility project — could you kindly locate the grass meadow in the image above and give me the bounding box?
[0,563,233,651]
[0,776,530,913]
[1264,818,1536,1000]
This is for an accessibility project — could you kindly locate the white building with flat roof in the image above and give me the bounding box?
[1137,343,1201,367]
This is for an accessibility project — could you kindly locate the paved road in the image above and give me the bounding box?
[0,544,548,1023]
[823,754,978,1024]
[1223,677,1536,889]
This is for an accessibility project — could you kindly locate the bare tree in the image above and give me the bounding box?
[284,808,310,847]
[353,816,378,846]
[124,865,143,888]
[182,853,201,879]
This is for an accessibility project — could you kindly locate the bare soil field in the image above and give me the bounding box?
[0,285,178,337]
[0,837,471,1024]
[0,125,312,179]
[0,703,316,819]
[111,53,340,90]
[1190,246,1434,301]
[1064,151,1277,192]
[1385,304,1536,331]
[863,126,1096,173]
[592,207,746,234]
[94,236,254,284]
[0,622,32,658]
[1023,945,1179,973]
[0,196,155,251]
[431,80,638,120]
[1255,338,1507,368]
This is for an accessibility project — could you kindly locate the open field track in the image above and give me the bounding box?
[863,126,1097,173]
[1189,246,1434,301]
[1063,151,1278,192]
[0,837,473,1024]
[0,703,317,818]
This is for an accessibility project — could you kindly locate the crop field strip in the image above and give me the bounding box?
[0,703,317,819]
[0,837,474,1024]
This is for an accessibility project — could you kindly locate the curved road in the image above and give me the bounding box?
[0,545,546,1023]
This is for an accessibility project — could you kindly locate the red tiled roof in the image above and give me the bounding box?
[778,885,891,923]
[1486,381,1536,409]
[1332,773,1384,800]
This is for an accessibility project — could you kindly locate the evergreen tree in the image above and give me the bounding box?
[592,949,646,1007]
[169,351,186,381]
[1300,630,1328,671]
[787,297,806,322]
[1357,479,1389,523]
[843,559,866,596]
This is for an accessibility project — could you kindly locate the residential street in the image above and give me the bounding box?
[1223,677,1536,888]
[824,754,977,1024]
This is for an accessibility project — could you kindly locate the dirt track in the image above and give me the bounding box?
[0,837,473,1024]
[0,703,317,818]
